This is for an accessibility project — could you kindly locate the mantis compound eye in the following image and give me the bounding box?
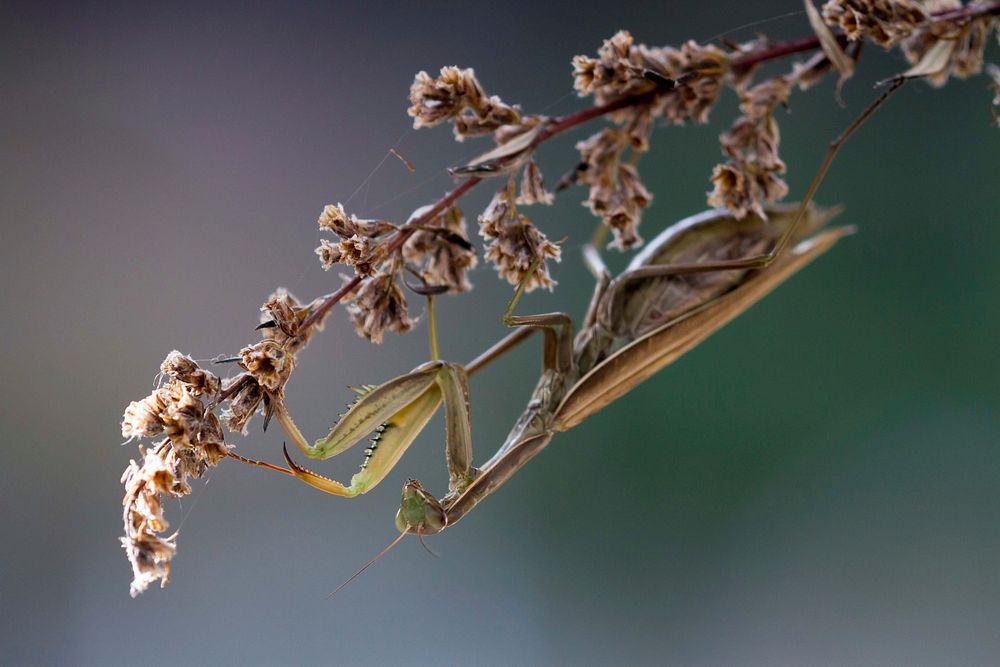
[395,479,446,535]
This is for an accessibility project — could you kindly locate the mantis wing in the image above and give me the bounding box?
[554,227,851,432]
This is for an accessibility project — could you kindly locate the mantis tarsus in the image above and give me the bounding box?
[237,80,901,545]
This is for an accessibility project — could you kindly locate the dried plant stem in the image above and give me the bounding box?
[933,1,1000,23]
[239,0,1000,392]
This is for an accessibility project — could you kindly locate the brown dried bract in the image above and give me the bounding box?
[516,160,554,206]
[901,8,996,86]
[317,203,395,238]
[403,205,478,294]
[821,0,929,47]
[346,271,414,343]
[221,378,264,435]
[574,31,728,126]
[408,66,521,140]
[478,184,561,291]
[575,127,653,249]
[709,77,791,219]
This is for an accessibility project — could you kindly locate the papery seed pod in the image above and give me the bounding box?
[346,272,414,343]
[408,66,520,139]
[403,206,478,294]
[238,340,292,394]
[317,203,395,238]
[708,76,791,219]
[516,161,554,206]
[478,185,561,291]
[821,0,929,47]
[221,378,264,435]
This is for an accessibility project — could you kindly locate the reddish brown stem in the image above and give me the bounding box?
[229,2,1000,391]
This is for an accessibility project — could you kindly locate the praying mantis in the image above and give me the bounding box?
[243,81,900,541]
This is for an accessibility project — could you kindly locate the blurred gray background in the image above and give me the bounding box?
[2,1,999,665]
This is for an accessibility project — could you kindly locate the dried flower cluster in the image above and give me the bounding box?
[121,352,227,596]
[572,31,728,123]
[223,289,324,433]
[313,203,415,342]
[479,180,561,291]
[823,0,999,86]
[408,66,521,140]
[571,31,729,247]
[709,78,792,219]
[403,205,478,294]
[313,66,561,345]
[409,67,561,289]
[822,0,931,46]
[120,288,330,594]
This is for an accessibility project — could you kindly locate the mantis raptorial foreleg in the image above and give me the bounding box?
[274,287,555,500]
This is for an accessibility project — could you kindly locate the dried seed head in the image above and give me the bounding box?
[821,0,929,47]
[238,340,292,394]
[573,31,651,100]
[408,66,521,140]
[624,108,655,152]
[160,351,220,396]
[346,272,414,343]
[902,11,996,86]
[403,205,478,294]
[574,127,653,249]
[738,77,791,121]
[651,41,729,125]
[122,354,223,447]
[316,238,343,270]
[317,203,396,238]
[574,31,728,125]
[158,382,205,449]
[516,160,554,206]
[120,352,231,595]
[709,76,791,219]
[221,378,264,435]
[337,235,389,278]
[122,391,167,439]
[260,288,326,357]
[478,185,561,291]
[316,204,396,279]
[121,444,179,596]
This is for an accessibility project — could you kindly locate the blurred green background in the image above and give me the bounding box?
[2,1,999,664]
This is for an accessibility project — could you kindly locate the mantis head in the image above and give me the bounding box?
[395,479,446,535]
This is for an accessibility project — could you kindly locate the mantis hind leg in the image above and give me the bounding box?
[500,255,575,373]
[617,78,904,287]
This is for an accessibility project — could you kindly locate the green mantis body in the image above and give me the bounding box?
[268,82,900,539]
[275,202,850,535]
